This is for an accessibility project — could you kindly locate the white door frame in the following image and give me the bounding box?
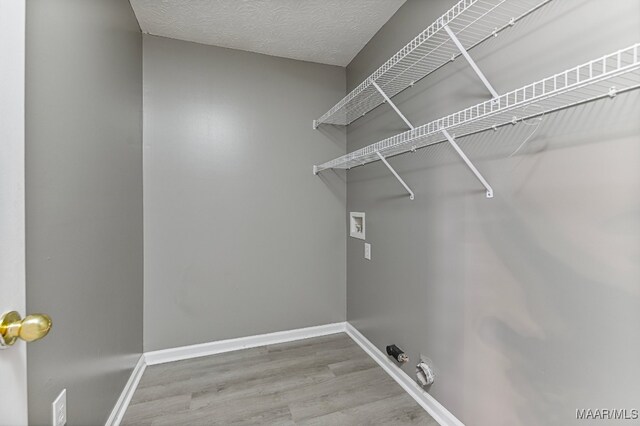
[0,0,28,424]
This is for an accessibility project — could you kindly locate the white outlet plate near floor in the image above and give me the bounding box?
[52,389,67,426]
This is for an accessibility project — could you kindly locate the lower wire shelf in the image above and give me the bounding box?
[314,43,640,174]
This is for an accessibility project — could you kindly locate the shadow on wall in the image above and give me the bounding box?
[318,124,348,149]
[317,169,347,203]
[467,93,640,424]
[478,192,640,424]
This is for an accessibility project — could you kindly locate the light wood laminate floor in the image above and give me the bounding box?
[121,333,437,425]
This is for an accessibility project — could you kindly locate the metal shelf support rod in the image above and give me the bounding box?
[442,129,494,198]
[444,24,499,99]
[375,151,415,200]
[372,81,415,130]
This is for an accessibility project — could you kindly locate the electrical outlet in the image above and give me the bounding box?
[52,389,67,426]
[364,243,371,260]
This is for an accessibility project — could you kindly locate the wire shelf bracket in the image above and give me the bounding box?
[376,151,415,200]
[372,81,415,130]
[312,0,552,128]
[443,24,499,99]
[369,82,416,199]
[442,129,493,198]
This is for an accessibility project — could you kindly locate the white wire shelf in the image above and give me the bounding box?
[315,44,640,173]
[314,0,552,128]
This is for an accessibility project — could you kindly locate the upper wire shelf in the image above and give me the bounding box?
[313,0,552,128]
[314,44,640,172]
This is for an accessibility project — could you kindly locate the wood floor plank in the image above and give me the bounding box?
[328,356,378,376]
[121,394,191,425]
[120,333,435,425]
[151,403,294,426]
[137,346,270,388]
[296,394,437,425]
[287,372,405,422]
[190,364,387,411]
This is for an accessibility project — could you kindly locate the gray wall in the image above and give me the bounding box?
[346,1,640,425]
[143,36,346,352]
[25,1,143,425]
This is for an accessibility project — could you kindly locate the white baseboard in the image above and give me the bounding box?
[105,354,147,426]
[105,322,461,426]
[144,322,347,366]
[345,322,464,426]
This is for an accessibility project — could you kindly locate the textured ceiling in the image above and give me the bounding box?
[130,0,406,66]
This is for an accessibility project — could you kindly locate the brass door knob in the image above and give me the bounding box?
[0,311,52,347]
